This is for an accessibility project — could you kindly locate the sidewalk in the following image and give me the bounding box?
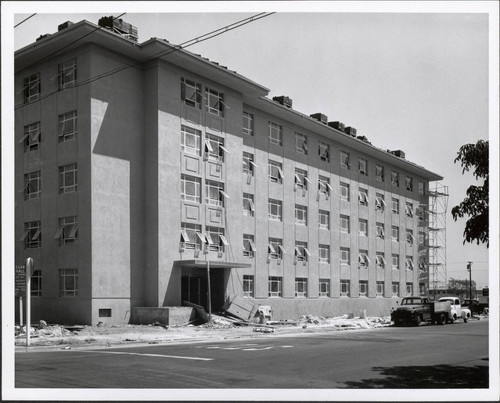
[15,314,394,352]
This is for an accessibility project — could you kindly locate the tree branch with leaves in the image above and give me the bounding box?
[451,140,489,247]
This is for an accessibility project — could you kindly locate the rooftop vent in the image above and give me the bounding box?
[357,135,371,144]
[36,34,51,42]
[98,16,138,42]
[390,150,406,159]
[58,21,73,31]
[272,96,293,108]
[344,126,357,137]
[310,113,328,124]
[328,121,345,131]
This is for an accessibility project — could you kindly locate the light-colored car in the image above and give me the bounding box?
[438,297,471,322]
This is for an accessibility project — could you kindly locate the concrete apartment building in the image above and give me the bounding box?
[15,18,442,325]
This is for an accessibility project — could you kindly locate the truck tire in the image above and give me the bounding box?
[415,314,423,326]
[438,314,446,325]
[463,316,468,323]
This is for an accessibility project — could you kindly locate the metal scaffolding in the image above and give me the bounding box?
[427,183,449,297]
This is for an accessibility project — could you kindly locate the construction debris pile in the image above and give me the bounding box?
[200,315,235,329]
[295,315,392,329]
[15,324,74,339]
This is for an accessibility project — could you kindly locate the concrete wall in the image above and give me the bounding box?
[132,307,195,326]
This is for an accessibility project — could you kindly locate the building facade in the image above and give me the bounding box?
[15,19,442,325]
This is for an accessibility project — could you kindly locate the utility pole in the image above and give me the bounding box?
[467,261,472,301]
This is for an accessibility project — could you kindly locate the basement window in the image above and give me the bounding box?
[99,309,112,318]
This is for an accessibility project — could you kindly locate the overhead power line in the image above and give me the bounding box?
[15,13,37,28]
[15,12,275,110]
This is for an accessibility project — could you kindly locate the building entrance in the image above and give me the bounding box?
[181,269,226,312]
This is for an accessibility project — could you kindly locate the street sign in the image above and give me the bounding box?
[15,265,26,296]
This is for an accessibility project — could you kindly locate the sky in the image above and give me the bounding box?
[5,3,498,289]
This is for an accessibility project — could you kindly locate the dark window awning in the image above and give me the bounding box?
[175,260,251,269]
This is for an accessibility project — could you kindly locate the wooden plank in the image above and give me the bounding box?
[183,301,209,322]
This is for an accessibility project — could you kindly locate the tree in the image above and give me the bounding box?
[451,140,489,247]
[446,278,476,299]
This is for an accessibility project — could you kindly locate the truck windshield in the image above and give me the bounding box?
[401,298,422,305]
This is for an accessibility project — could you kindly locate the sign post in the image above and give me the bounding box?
[15,264,26,326]
[25,258,34,347]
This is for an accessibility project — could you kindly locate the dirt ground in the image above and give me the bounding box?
[15,314,394,349]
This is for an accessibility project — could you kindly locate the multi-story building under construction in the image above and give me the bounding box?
[15,18,443,325]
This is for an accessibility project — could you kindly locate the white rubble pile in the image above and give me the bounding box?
[200,315,234,329]
[15,325,74,338]
[296,314,392,329]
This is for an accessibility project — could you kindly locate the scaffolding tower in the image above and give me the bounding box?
[427,183,449,297]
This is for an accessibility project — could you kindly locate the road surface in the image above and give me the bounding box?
[15,320,488,389]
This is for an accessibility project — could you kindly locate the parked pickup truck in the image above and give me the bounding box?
[438,297,471,322]
[391,296,460,326]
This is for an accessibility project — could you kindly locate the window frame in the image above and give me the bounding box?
[56,216,78,246]
[376,222,385,239]
[392,254,400,270]
[205,88,225,117]
[181,125,201,156]
[268,121,283,146]
[405,257,414,271]
[358,158,368,176]
[294,168,309,191]
[391,226,400,242]
[358,250,370,268]
[318,175,332,197]
[375,193,386,211]
[375,164,384,182]
[268,276,282,297]
[318,210,330,230]
[242,152,256,176]
[319,142,330,162]
[340,150,350,169]
[376,253,386,269]
[391,171,399,187]
[406,282,414,296]
[268,160,284,184]
[392,198,400,214]
[359,219,368,237]
[205,180,226,207]
[319,279,330,297]
[180,222,203,250]
[181,77,202,109]
[295,241,310,262]
[268,237,283,260]
[59,268,78,297]
[318,244,330,263]
[340,280,351,297]
[58,58,77,89]
[392,282,400,297]
[206,226,226,253]
[243,234,256,258]
[359,280,368,297]
[376,281,384,297]
[340,247,350,266]
[295,277,308,298]
[243,275,255,297]
[24,72,40,103]
[22,121,41,151]
[181,174,201,203]
[358,188,369,206]
[31,270,42,297]
[340,214,350,234]
[243,193,255,217]
[268,198,283,221]
[295,204,308,226]
[23,171,41,200]
[23,220,41,249]
[295,133,308,155]
[340,182,350,201]
[58,163,78,194]
[58,110,77,143]
[405,176,414,192]
[242,112,254,136]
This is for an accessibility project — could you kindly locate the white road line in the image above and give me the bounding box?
[80,350,213,361]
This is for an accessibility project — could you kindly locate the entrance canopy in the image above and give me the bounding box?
[175,260,251,269]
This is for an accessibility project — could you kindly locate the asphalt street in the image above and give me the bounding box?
[15,320,488,389]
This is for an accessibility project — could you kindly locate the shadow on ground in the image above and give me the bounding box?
[342,363,489,388]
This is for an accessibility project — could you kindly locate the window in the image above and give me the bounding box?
[22,221,41,248]
[319,245,330,263]
[181,174,201,203]
[359,219,368,237]
[295,205,308,226]
[340,150,350,169]
[419,260,428,273]
[318,175,332,197]
[99,309,112,318]
[22,122,41,152]
[31,270,42,297]
[358,188,368,206]
[59,268,78,297]
[58,110,77,142]
[23,171,41,200]
[392,254,400,270]
[340,182,350,201]
[295,133,308,155]
[376,281,384,297]
[340,280,350,297]
[418,181,425,195]
[268,122,282,146]
[319,142,330,162]
[358,158,368,176]
[340,215,350,233]
[268,160,284,183]
[376,253,386,269]
[243,234,256,258]
[376,164,384,182]
[376,193,386,211]
[392,282,400,297]
[181,77,202,108]
[340,247,351,266]
[24,72,40,103]
[243,275,254,297]
[405,257,414,271]
[243,152,256,176]
[406,229,414,245]
[180,223,203,250]
[59,164,78,194]
[268,238,283,260]
[205,88,224,116]
[391,171,399,187]
[56,216,78,246]
[406,283,414,296]
[243,193,255,217]
[405,176,414,192]
[268,199,282,221]
[392,198,399,214]
[359,250,370,268]
[294,168,309,191]
[295,278,308,297]
[419,283,426,296]
[405,202,414,217]
[206,226,228,253]
[319,279,330,297]
[295,241,311,262]
[58,58,77,89]
[181,125,201,155]
[206,180,227,207]
[319,210,330,230]
[391,226,399,242]
[205,134,225,162]
[243,112,254,136]
[268,276,282,297]
[418,231,426,246]
[417,206,425,222]
[376,222,385,239]
[359,281,368,297]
